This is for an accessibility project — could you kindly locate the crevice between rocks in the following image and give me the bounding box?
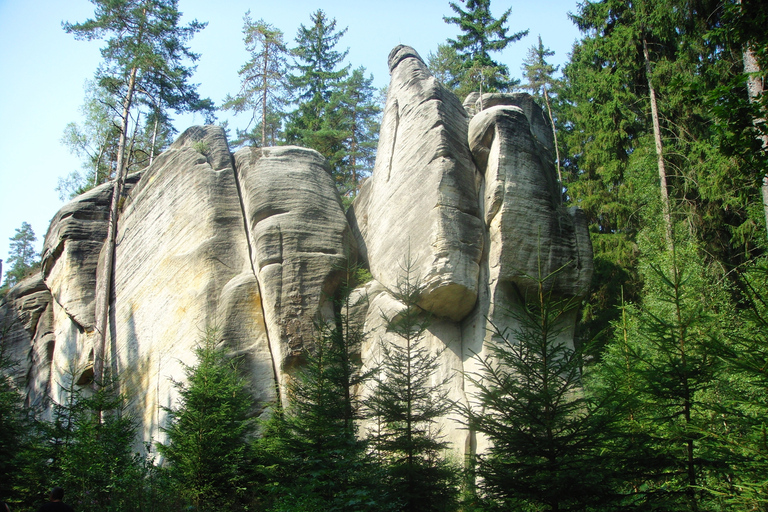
[230,153,283,405]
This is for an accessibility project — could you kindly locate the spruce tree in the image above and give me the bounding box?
[276,265,380,510]
[592,237,732,511]
[443,0,528,95]
[365,259,459,512]
[465,267,618,511]
[157,328,255,510]
[285,10,349,152]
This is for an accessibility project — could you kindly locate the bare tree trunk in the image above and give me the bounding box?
[93,66,138,387]
[643,35,673,247]
[542,85,562,198]
[743,45,768,235]
[262,50,269,147]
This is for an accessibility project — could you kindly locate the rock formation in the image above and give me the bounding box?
[0,45,592,457]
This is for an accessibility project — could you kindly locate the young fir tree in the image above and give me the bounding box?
[592,236,731,511]
[275,265,380,511]
[157,328,255,511]
[465,266,619,511]
[221,11,289,148]
[33,368,147,512]
[365,259,459,512]
[443,0,528,96]
[708,258,768,510]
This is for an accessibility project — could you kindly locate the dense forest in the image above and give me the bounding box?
[2,0,768,510]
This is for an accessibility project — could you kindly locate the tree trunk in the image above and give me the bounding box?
[93,66,138,387]
[542,86,562,197]
[743,44,768,235]
[261,44,269,147]
[643,35,673,247]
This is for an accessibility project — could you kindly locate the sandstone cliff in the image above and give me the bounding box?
[0,45,592,455]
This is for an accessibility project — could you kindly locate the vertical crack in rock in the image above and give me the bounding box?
[231,152,283,403]
[387,99,399,182]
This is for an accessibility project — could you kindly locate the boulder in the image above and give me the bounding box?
[468,102,592,297]
[0,272,54,410]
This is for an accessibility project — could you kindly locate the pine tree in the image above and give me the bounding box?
[465,267,619,511]
[64,0,214,385]
[365,259,459,512]
[443,0,528,96]
[222,12,289,148]
[522,35,562,185]
[2,222,39,289]
[157,328,255,510]
[58,80,176,200]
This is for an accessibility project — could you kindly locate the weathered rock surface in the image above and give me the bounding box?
[0,45,593,461]
[111,125,275,438]
[0,272,54,411]
[234,145,355,381]
[469,103,592,297]
[349,45,484,322]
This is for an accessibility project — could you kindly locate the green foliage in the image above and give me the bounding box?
[0,341,34,505]
[58,80,176,200]
[221,12,289,148]
[589,237,735,510]
[259,265,384,511]
[465,266,619,511]
[284,10,380,200]
[442,0,528,95]
[2,222,39,290]
[157,328,255,510]
[365,258,459,512]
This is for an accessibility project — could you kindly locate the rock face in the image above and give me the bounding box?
[0,45,592,458]
[350,45,483,322]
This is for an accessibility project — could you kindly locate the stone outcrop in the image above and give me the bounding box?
[234,145,355,380]
[349,45,484,322]
[0,45,592,458]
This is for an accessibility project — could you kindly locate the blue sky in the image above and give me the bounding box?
[0,0,583,281]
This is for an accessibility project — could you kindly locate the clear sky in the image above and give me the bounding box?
[0,0,583,283]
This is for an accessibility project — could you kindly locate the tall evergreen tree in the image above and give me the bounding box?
[443,0,528,96]
[64,0,214,385]
[2,222,39,289]
[332,67,381,201]
[157,328,255,510]
[285,10,349,151]
[222,12,288,148]
[365,259,459,512]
